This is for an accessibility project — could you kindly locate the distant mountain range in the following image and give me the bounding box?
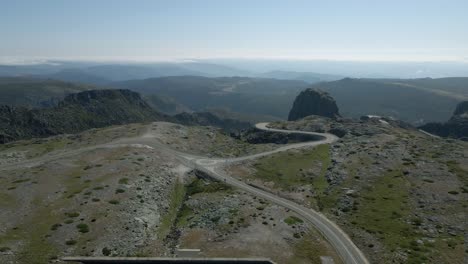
[0,77,96,107]
[313,78,467,124]
[0,61,342,85]
[0,75,467,125]
[0,61,253,84]
[259,70,343,83]
[113,76,309,119]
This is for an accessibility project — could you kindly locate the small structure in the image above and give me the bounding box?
[62,257,276,264]
[175,249,201,258]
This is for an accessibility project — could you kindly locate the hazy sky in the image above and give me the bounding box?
[1,0,467,62]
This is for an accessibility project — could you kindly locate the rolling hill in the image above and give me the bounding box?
[314,78,468,124]
[0,89,166,143]
[114,76,309,119]
[0,77,98,107]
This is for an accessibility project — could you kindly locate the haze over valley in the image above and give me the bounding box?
[0,1,467,264]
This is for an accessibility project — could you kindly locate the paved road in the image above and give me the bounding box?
[1,122,368,264]
[190,123,368,264]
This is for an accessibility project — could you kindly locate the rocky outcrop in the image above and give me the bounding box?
[419,101,468,140]
[0,89,166,143]
[452,101,468,117]
[288,88,340,121]
[236,128,323,144]
[0,88,259,143]
[173,112,251,132]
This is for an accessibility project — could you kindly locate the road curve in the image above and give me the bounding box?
[1,122,368,263]
[192,123,368,264]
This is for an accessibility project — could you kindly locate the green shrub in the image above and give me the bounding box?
[50,223,62,231]
[0,246,11,252]
[210,216,221,223]
[76,223,89,233]
[102,247,111,256]
[284,216,304,225]
[118,178,129,184]
[108,200,119,205]
[65,240,77,245]
[65,212,80,218]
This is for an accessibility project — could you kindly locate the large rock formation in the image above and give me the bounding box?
[288,88,340,121]
[0,89,166,143]
[0,89,255,143]
[419,101,468,140]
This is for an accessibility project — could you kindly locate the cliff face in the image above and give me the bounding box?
[419,101,468,140]
[0,89,255,143]
[452,101,468,117]
[288,88,340,121]
[0,89,165,143]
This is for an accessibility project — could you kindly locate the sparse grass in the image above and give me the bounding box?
[446,160,468,189]
[118,178,129,184]
[318,154,372,211]
[186,177,232,196]
[0,197,62,264]
[253,144,331,191]
[65,212,80,218]
[289,232,338,264]
[12,178,30,184]
[176,204,194,227]
[157,179,185,238]
[350,169,429,262]
[0,192,16,207]
[284,216,304,226]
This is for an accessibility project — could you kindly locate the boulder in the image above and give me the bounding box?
[288,88,340,121]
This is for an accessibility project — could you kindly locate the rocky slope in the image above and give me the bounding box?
[0,122,337,264]
[228,115,467,264]
[419,101,468,140]
[0,88,259,144]
[288,88,340,121]
[0,89,166,143]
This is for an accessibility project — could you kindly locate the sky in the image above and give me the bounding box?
[1,0,468,63]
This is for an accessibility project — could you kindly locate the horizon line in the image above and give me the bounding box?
[1,56,468,66]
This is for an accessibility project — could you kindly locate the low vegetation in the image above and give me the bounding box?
[157,180,186,238]
[186,177,232,196]
[253,144,331,191]
[284,216,304,226]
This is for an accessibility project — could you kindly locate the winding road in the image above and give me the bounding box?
[1,122,368,264]
[190,123,368,264]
